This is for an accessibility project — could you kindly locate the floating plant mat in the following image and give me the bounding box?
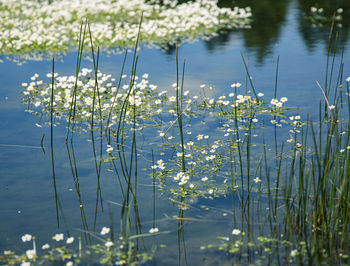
[0,0,251,59]
[17,67,303,264]
[16,63,350,265]
[22,68,304,201]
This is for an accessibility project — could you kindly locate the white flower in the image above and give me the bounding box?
[346,77,350,82]
[205,155,216,161]
[232,229,241,235]
[257,92,264,97]
[52,233,64,241]
[66,237,74,244]
[169,96,176,102]
[197,134,203,140]
[329,105,335,110]
[21,262,31,266]
[0,0,253,59]
[100,227,110,235]
[208,189,213,194]
[21,234,32,242]
[280,97,288,102]
[201,177,208,182]
[149,228,159,233]
[26,249,36,259]
[4,250,11,255]
[252,118,258,123]
[290,249,298,257]
[231,82,241,88]
[66,261,73,266]
[84,97,93,106]
[253,177,261,183]
[106,145,113,153]
[174,172,183,181]
[150,85,157,91]
[105,241,114,247]
[276,102,283,108]
[270,98,278,105]
[42,243,50,250]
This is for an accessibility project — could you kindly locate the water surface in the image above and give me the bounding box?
[1,0,349,264]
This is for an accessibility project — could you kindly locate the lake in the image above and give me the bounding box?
[1,0,350,265]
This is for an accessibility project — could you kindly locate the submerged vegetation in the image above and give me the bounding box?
[21,68,300,201]
[2,20,348,264]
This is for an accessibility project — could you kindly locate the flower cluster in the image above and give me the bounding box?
[270,97,288,108]
[0,0,252,58]
[22,70,165,128]
[23,70,307,207]
[3,229,153,265]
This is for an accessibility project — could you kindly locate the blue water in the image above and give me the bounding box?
[1,0,350,264]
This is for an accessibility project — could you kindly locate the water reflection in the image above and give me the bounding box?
[234,0,290,64]
[2,0,349,65]
[201,0,350,63]
[1,1,350,265]
[197,0,290,64]
[297,0,350,54]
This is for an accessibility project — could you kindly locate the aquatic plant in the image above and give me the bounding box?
[0,0,251,60]
[4,14,350,265]
[4,61,350,265]
[305,6,344,27]
[1,229,156,265]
